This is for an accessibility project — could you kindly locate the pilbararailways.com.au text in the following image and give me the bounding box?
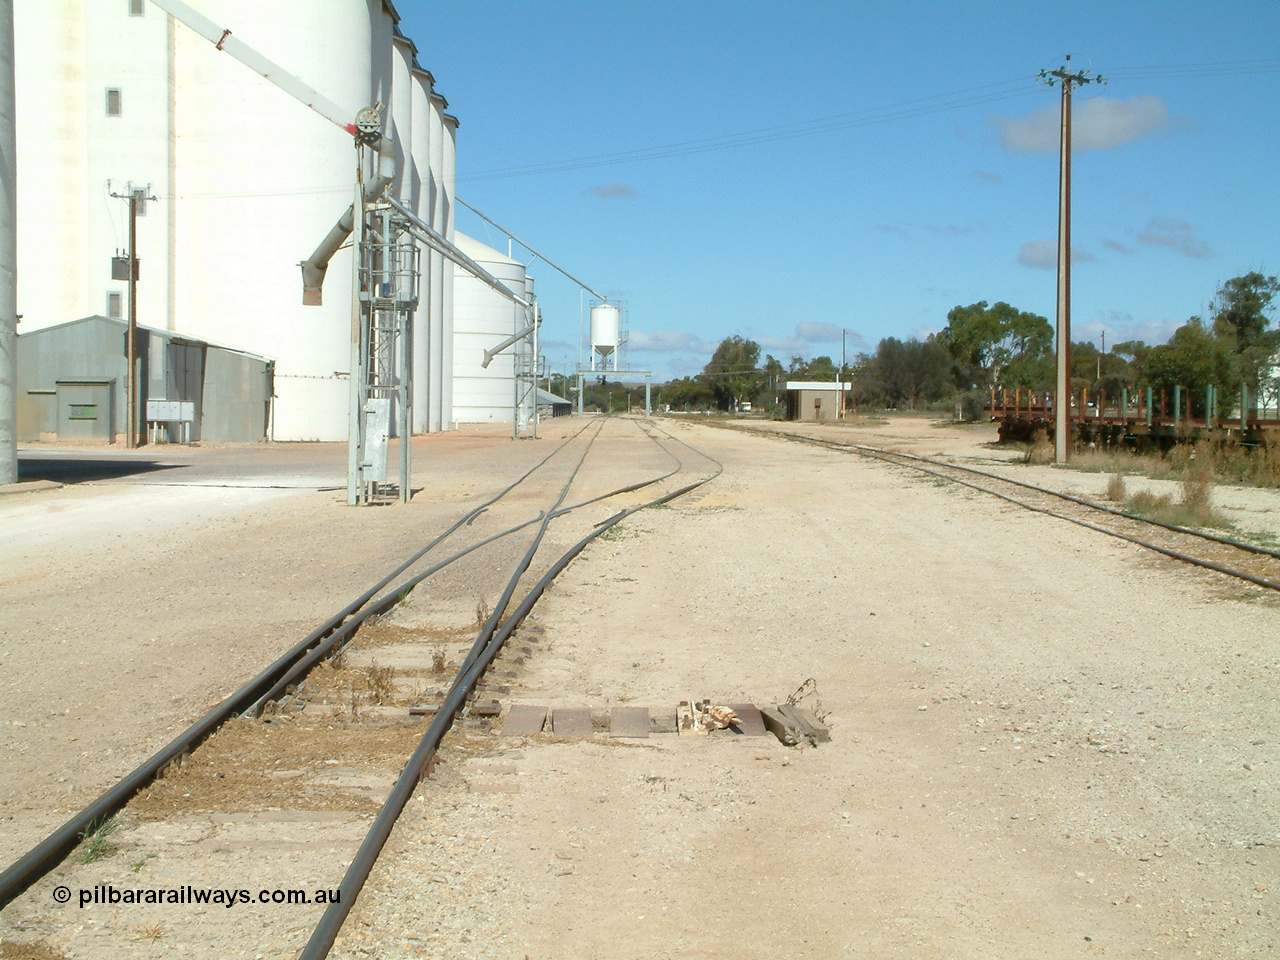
[70,884,339,908]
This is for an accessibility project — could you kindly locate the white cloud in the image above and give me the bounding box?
[1137,216,1213,260]
[973,170,1003,184]
[756,335,810,354]
[586,183,638,199]
[991,95,1169,153]
[665,356,707,377]
[1017,240,1097,270]
[626,328,716,353]
[795,321,843,342]
[1102,238,1131,254]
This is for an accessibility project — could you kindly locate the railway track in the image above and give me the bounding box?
[760,426,1280,595]
[0,417,721,959]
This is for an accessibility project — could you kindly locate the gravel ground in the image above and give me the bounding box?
[2,416,1277,959]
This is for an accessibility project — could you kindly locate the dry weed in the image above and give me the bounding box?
[0,939,74,960]
[1180,466,1214,518]
[1122,465,1228,529]
[431,644,447,674]
[365,662,395,705]
[1106,472,1126,502]
[1024,429,1054,464]
[132,924,166,944]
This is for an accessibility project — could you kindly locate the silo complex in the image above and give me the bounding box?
[12,0,465,441]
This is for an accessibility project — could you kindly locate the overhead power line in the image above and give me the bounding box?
[1106,56,1280,80]
[458,77,1040,183]
[457,56,1279,185]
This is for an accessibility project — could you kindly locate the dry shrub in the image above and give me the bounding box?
[1024,429,1054,464]
[1128,489,1173,515]
[1180,466,1214,518]
[365,662,395,705]
[431,644,447,675]
[1106,472,1126,502]
[1123,465,1227,530]
[1168,443,1195,472]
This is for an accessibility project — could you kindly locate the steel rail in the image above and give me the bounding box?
[298,424,723,960]
[0,420,597,909]
[772,428,1280,594]
[251,419,686,714]
[844,439,1280,561]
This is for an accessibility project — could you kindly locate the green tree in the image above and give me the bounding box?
[702,336,761,411]
[936,301,1054,389]
[1211,272,1280,413]
[755,354,787,411]
[868,337,952,409]
[1141,318,1238,416]
[660,376,714,411]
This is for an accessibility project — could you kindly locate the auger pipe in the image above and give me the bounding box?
[455,197,609,303]
[301,135,397,305]
[482,322,536,369]
[384,195,530,308]
[148,0,361,137]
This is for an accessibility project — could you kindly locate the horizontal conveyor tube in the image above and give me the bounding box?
[384,195,530,309]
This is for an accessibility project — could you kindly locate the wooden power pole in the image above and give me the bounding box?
[110,186,154,448]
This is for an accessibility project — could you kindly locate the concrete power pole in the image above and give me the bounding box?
[1040,55,1104,464]
[0,0,15,485]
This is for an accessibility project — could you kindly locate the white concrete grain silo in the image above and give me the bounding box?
[450,233,527,424]
[408,66,433,433]
[440,111,458,429]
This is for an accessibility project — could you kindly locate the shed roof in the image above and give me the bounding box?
[19,315,273,363]
[537,387,570,405]
[785,381,850,391]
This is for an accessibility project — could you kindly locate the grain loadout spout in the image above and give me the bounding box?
[146,0,395,306]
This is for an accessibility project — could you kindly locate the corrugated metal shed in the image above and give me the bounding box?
[16,316,274,443]
[537,387,571,418]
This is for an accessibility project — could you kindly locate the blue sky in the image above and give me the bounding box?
[396,0,1280,381]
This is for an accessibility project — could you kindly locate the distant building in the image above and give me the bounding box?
[784,381,850,422]
[537,388,572,419]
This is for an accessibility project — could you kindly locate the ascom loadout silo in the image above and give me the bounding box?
[590,303,620,371]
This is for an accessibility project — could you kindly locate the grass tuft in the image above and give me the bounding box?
[79,815,119,864]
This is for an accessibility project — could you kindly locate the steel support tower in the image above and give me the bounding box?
[347,148,420,505]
